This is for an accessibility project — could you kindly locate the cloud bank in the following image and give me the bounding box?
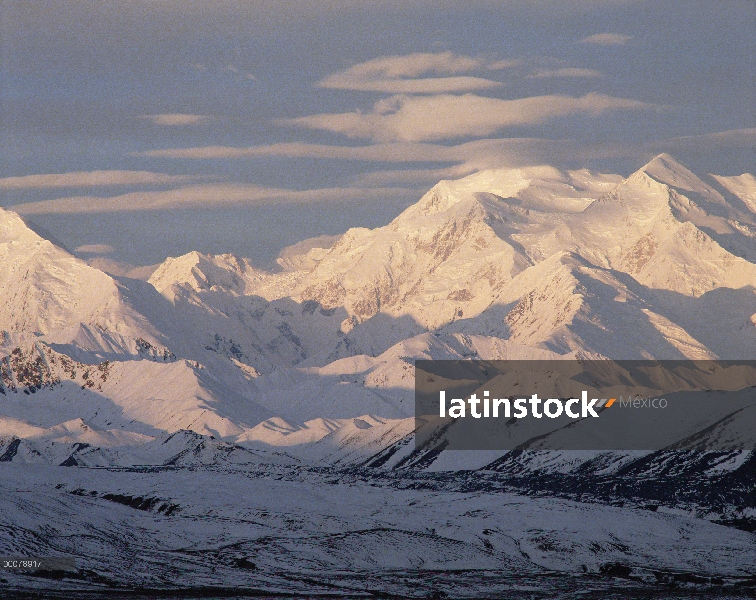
[11,185,412,215]
[140,114,212,126]
[527,68,603,79]
[278,92,656,142]
[15,127,750,216]
[0,171,197,189]
[316,51,513,94]
[136,142,453,162]
[136,138,596,169]
[580,33,632,45]
[73,244,115,255]
[661,127,756,149]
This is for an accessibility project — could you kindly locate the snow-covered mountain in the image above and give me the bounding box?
[2,154,755,595]
[0,208,164,352]
[2,153,755,453]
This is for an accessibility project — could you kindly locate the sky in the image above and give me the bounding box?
[1,0,754,269]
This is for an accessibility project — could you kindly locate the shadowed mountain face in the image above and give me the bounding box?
[1,155,756,594]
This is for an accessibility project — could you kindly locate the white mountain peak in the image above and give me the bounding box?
[277,234,343,272]
[0,209,119,337]
[710,172,756,213]
[148,250,271,298]
[641,152,691,177]
[640,152,723,197]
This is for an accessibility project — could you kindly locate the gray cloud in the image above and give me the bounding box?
[527,67,603,78]
[135,142,453,162]
[580,33,632,45]
[660,128,756,149]
[73,243,115,254]
[140,114,212,126]
[0,170,198,189]
[11,184,412,215]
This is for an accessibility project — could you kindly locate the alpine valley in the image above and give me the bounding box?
[2,154,756,598]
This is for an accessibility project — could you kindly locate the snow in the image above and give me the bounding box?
[0,463,754,595]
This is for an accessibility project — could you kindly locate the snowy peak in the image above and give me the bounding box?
[0,206,43,244]
[591,153,741,218]
[571,154,756,292]
[640,153,755,221]
[401,165,619,221]
[294,200,518,326]
[276,234,342,272]
[149,251,270,298]
[640,153,708,192]
[711,173,756,213]
[287,165,624,329]
[0,208,160,348]
[393,178,496,229]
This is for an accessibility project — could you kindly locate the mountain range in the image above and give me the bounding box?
[2,153,755,595]
[2,153,755,452]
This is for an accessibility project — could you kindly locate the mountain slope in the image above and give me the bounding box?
[0,207,165,355]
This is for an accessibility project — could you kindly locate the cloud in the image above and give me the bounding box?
[11,184,412,215]
[222,64,256,80]
[486,59,525,70]
[84,257,159,280]
[317,52,512,94]
[134,138,591,168]
[278,92,657,142]
[140,114,212,126]
[527,68,603,78]
[580,33,632,45]
[135,129,754,191]
[133,137,646,188]
[321,75,501,94]
[326,52,483,79]
[132,136,648,187]
[136,141,454,162]
[73,244,115,255]
[348,165,476,187]
[0,170,197,189]
[660,128,756,149]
